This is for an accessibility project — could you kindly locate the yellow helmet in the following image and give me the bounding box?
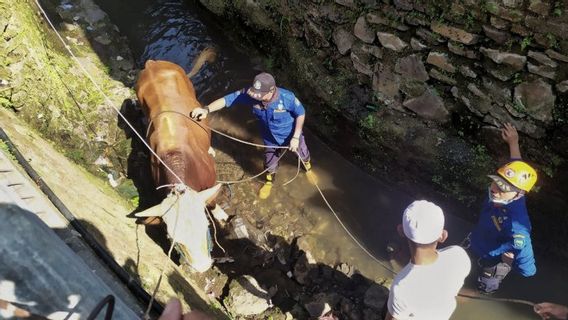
[496,161,538,192]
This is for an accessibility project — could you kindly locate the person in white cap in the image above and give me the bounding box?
[385,200,471,320]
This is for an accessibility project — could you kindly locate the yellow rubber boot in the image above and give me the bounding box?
[258,174,273,199]
[303,161,318,185]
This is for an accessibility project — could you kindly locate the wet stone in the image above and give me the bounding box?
[459,65,477,78]
[510,23,530,36]
[496,6,524,22]
[527,62,557,79]
[483,25,510,44]
[226,275,271,316]
[416,28,442,45]
[410,37,428,51]
[333,27,355,55]
[354,16,376,44]
[504,102,527,118]
[545,49,568,62]
[490,16,510,29]
[431,21,479,45]
[405,14,429,27]
[402,88,449,121]
[372,63,401,101]
[351,43,375,76]
[480,47,526,71]
[487,65,517,81]
[448,42,479,59]
[528,0,551,16]
[400,79,427,97]
[366,12,389,26]
[335,0,356,8]
[556,80,568,93]
[304,19,329,48]
[429,68,457,85]
[482,76,512,106]
[377,32,408,51]
[528,51,558,68]
[426,52,456,73]
[393,0,413,11]
[395,54,429,81]
[503,0,523,8]
[514,79,555,123]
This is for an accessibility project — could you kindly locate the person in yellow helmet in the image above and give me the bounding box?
[464,123,538,294]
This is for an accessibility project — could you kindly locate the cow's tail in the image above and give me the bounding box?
[187,47,217,78]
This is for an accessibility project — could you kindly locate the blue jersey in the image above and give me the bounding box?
[470,196,536,277]
[223,88,305,146]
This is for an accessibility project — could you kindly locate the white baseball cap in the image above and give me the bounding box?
[402,200,445,244]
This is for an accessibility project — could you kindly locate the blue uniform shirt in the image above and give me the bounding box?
[223,87,305,146]
[470,196,536,277]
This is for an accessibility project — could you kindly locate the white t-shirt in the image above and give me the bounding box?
[387,245,471,320]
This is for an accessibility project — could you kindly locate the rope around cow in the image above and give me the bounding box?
[31,0,537,313]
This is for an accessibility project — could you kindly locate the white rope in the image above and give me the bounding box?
[282,153,301,186]
[216,149,288,184]
[294,153,398,275]
[205,207,226,254]
[33,0,185,186]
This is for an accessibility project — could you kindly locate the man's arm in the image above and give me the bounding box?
[502,123,521,159]
[190,97,226,120]
[205,97,227,113]
[292,114,305,138]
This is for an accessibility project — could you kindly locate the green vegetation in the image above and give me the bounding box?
[520,36,532,52]
[545,33,559,49]
[512,99,527,113]
[553,1,564,16]
[0,139,16,161]
[485,1,500,15]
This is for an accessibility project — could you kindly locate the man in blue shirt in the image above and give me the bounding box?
[190,72,313,199]
[465,123,538,294]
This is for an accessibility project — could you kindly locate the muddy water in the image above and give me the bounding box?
[93,0,564,318]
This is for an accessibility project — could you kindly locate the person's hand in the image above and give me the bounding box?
[289,137,299,152]
[158,298,212,320]
[190,107,209,120]
[534,302,568,320]
[501,252,514,265]
[501,122,518,146]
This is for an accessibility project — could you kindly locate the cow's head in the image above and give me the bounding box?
[135,184,221,272]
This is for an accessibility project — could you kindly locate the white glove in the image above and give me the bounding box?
[289,137,300,152]
[190,107,209,120]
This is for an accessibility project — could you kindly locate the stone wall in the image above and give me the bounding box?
[196,0,568,259]
[0,0,136,194]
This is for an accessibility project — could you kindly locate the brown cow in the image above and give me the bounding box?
[133,49,227,272]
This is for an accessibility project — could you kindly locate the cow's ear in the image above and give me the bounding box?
[197,184,222,203]
[134,204,164,217]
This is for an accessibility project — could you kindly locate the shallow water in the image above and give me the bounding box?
[92,0,564,318]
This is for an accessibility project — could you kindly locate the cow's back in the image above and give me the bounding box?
[135,60,215,191]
